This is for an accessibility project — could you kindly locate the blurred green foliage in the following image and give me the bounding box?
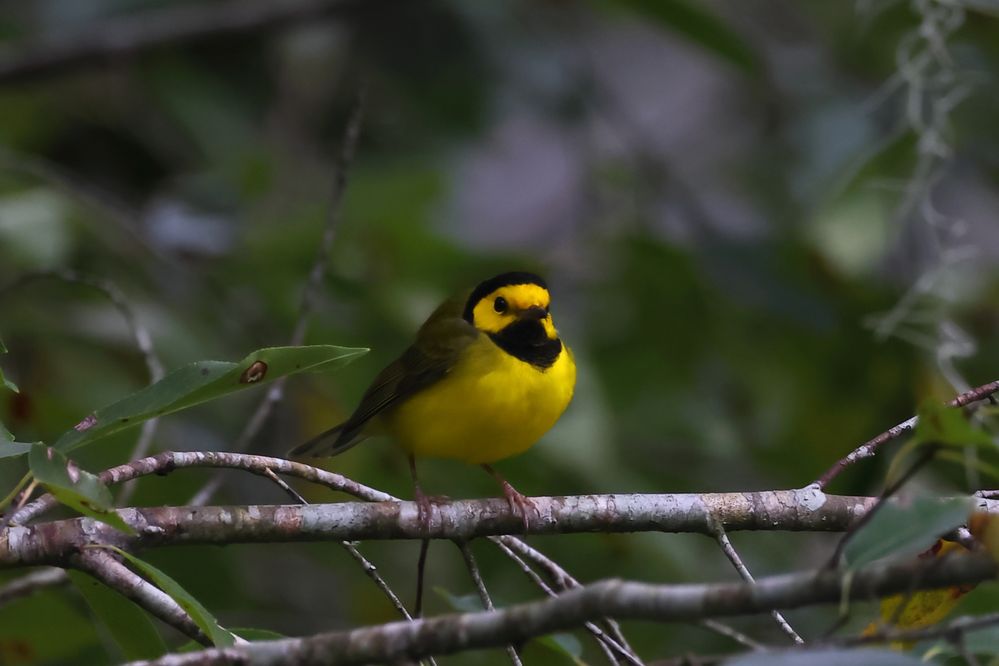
[2,0,999,663]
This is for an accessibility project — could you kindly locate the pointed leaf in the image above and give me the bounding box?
[53,345,367,454]
[843,496,972,570]
[0,336,17,394]
[68,569,167,660]
[100,546,236,647]
[0,423,35,458]
[28,444,134,534]
[535,633,584,661]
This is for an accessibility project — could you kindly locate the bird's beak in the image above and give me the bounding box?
[520,305,548,321]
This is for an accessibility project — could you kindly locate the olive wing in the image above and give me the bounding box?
[289,297,476,458]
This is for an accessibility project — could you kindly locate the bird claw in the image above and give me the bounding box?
[413,486,451,536]
[499,480,539,535]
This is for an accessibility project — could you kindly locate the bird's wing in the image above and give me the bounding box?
[289,293,476,458]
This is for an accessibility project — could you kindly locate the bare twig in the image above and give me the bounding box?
[826,445,939,569]
[0,0,361,83]
[495,535,640,661]
[812,379,999,489]
[709,519,803,644]
[122,553,999,666]
[0,567,69,608]
[457,542,522,666]
[71,549,208,645]
[493,539,639,665]
[698,619,766,651]
[259,464,418,632]
[190,83,367,507]
[10,450,392,527]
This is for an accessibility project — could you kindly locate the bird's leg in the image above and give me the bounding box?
[409,455,430,618]
[409,455,434,536]
[408,455,451,534]
[482,464,538,535]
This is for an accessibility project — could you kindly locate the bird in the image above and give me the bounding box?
[290,271,576,530]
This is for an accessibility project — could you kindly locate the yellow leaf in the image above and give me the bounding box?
[862,540,974,647]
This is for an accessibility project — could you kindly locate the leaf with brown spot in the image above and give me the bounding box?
[28,443,134,534]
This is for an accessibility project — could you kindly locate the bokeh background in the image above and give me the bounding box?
[2,0,999,663]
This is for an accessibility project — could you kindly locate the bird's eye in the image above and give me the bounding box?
[493,296,508,313]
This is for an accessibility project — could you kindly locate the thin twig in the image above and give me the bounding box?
[493,539,635,665]
[190,82,366,507]
[697,619,766,651]
[457,542,522,666]
[709,518,803,644]
[0,567,69,608]
[814,379,999,489]
[258,466,420,636]
[826,445,939,569]
[497,536,640,656]
[10,450,392,527]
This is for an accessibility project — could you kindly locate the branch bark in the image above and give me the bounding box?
[71,549,209,645]
[124,553,999,665]
[4,491,994,568]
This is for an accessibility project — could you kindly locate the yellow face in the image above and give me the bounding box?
[470,283,558,340]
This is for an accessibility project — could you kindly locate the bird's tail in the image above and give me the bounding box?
[288,422,365,458]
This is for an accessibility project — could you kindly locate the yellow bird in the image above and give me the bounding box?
[290,271,576,524]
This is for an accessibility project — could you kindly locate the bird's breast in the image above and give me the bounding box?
[384,334,576,464]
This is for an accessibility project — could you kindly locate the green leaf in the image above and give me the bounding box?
[53,345,367,454]
[535,633,584,662]
[725,648,924,665]
[923,625,999,658]
[98,546,236,648]
[915,399,994,449]
[605,0,758,75]
[434,586,485,612]
[0,423,34,458]
[28,444,134,534]
[843,496,972,571]
[0,336,18,394]
[68,569,166,660]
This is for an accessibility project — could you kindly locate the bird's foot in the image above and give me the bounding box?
[412,485,451,536]
[498,479,539,535]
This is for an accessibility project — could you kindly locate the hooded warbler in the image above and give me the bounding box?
[290,271,576,524]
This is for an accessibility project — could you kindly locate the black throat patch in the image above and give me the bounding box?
[488,319,562,369]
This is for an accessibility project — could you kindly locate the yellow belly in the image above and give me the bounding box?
[382,336,576,464]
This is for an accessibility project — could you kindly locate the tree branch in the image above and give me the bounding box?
[813,379,999,489]
[9,450,392,526]
[4,491,993,568]
[122,553,999,665]
[71,549,208,645]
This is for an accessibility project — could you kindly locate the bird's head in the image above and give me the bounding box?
[464,272,557,338]
[463,273,561,369]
